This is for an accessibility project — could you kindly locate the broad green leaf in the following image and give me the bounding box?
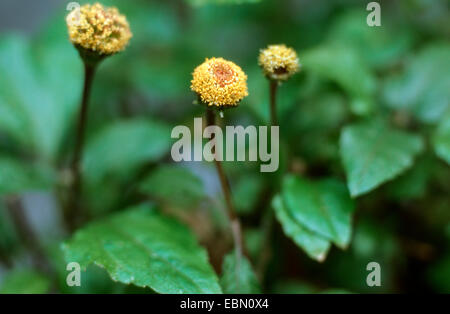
[273,196,330,262]
[0,157,53,196]
[433,113,450,164]
[220,250,260,294]
[0,34,81,160]
[83,119,172,183]
[340,120,424,197]
[139,165,206,207]
[301,45,376,115]
[63,204,222,294]
[383,43,450,123]
[0,270,50,294]
[281,176,355,248]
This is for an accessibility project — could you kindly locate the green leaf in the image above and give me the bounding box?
[233,174,265,215]
[220,250,260,294]
[433,113,450,164]
[139,165,206,207]
[83,119,172,183]
[0,156,53,196]
[0,269,50,294]
[272,195,330,262]
[326,10,413,68]
[62,204,222,294]
[187,0,261,6]
[383,43,450,123]
[340,120,424,197]
[301,45,376,115]
[387,157,431,200]
[281,175,355,248]
[0,34,81,160]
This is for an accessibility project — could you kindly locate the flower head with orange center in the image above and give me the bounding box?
[191,57,248,108]
[66,3,132,56]
[258,44,300,81]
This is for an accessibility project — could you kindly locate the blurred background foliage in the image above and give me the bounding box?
[0,0,449,293]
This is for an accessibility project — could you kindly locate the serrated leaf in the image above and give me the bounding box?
[139,165,206,207]
[220,250,260,294]
[340,120,424,197]
[83,119,172,183]
[272,196,330,262]
[433,113,450,164]
[281,176,355,248]
[0,270,50,294]
[0,157,53,196]
[63,204,222,294]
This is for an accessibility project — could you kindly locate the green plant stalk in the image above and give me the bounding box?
[269,80,278,126]
[256,79,279,279]
[66,62,98,232]
[205,108,246,258]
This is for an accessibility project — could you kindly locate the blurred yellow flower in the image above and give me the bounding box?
[191,57,248,108]
[258,44,300,81]
[66,3,132,56]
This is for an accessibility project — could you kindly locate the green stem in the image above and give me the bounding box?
[257,79,280,279]
[269,80,278,126]
[66,62,97,232]
[205,109,246,257]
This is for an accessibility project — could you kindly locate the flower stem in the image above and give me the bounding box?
[257,79,280,279]
[269,80,278,126]
[66,62,97,231]
[205,109,246,257]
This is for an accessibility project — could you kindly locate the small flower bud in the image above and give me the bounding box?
[191,57,248,108]
[66,3,132,63]
[258,44,300,81]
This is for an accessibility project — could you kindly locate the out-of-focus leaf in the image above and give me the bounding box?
[340,119,424,197]
[327,10,413,68]
[387,156,431,200]
[139,165,206,207]
[233,174,265,215]
[187,0,262,6]
[433,113,450,164]
[0,204,18,252]
[271,280,315,294]
[220,250,260,294]
[383,43,450,123]
[301,45,376,115]
[83,119,172,183]
[273,195,330,262]
[63,204,222,294]
[0,34,81,160]
[281,175,355,248]
[0,157,53,196]
[0,269,50,294]
[428,254,450,293]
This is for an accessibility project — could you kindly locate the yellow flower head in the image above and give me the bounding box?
[191,57,248,108]
[258,44,300,81]
[66,3,132,56]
